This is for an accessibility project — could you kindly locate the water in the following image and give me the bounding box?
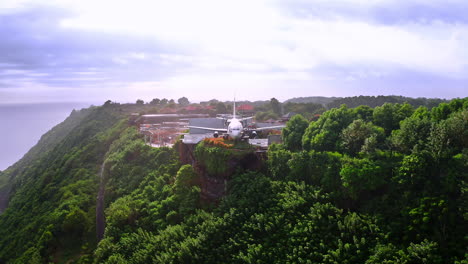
[0,102,92,171]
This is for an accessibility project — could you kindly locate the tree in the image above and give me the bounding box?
[216,102,227,113]
[430,98,468,121]
[282,114,309,151]
[150,98,161,105]
[136,99,144,105]
[168,99,176,108]
[267,144,291,180]
[340,157,386,200]
[174,165,197,191]
[427,110,468,161]
[391,109,431,153]
[353,105,374,122]
[177,97,190,106]
[270,98,281,115]
[373,103,413,135]
[341,119,384,155]
[255,111,278,121]
[160,98,168,105]
[302,105,355,151]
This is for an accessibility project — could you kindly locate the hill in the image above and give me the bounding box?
[284,96,340,105]
[283,95,448,109]
[0,98,466,263]
[326,95,447,109]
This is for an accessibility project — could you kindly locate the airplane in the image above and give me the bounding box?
[187,100,285,140]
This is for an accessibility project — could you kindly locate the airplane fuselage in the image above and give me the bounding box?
[227,118,243,139]
[187,99,284,141]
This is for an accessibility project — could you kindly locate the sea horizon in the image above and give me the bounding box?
[0,102,94,170]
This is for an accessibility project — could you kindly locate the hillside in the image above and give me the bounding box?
[326,95,447,109]
[284,96,340,105]
[283,95,448,110]
[0,98,466,263]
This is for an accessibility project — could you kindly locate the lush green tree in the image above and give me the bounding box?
[160,98,168,105]
[136,99,144,105]
[302,105,355,151]
[270,97,281,115]
[353,105,374,122]
[255,111,278,121]
[167,100,177,109]
[373,103,414,135]
[216,102,227,113]
[391,108,432,153]
[327,95,446,110]
[341,119,384,155]
[366,240,443,264]
[172,165,200,218]
[150,98,160,105]
[340,157,386,200]
[282,114,309,151]
[445,110,468,150]
[430,98,468,121]
[287,150,343,190]
[177,97,190,105]
[267,144,291,180]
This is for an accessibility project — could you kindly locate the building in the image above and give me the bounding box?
[188,118,225,134]
[237,104,254,116]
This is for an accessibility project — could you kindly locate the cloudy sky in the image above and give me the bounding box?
[1,0,467,104]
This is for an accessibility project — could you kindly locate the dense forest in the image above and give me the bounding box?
[285,95,446,109]
[325,96,447,109]
[0,97,466,263]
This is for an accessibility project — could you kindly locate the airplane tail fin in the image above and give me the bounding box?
[233,98,236,119]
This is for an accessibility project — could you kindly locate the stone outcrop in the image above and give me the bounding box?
[180,142,265,202]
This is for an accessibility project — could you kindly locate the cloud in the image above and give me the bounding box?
[60,0,468,77]
[0,5,186,103]
[276,0,468,25]
[0,1,467,104]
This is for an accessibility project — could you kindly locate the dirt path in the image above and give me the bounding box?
[96,162,106,242]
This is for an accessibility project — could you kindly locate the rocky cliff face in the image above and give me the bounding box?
[180,142,265,202]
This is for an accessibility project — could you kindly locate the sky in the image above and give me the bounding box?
[1,0,467,104]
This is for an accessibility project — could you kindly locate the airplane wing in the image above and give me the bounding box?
[187,126,228,132]
[239,116,254,121]
[254,125,286,131]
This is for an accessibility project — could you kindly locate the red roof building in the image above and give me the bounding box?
[237,104,254,111]
[185,105,199,111]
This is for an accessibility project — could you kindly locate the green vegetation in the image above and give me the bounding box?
[327,95,447,109]
[0,105,126,262]
[194,140,253,175]
[0,98,466,263]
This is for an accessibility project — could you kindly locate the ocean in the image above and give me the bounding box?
[0,102,92,171]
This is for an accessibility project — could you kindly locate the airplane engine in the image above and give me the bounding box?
[250,130,258,139]
[213,131,219,138]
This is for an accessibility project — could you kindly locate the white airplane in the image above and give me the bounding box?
[188,100,285,140]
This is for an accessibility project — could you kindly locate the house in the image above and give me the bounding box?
[237,104,254,115]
